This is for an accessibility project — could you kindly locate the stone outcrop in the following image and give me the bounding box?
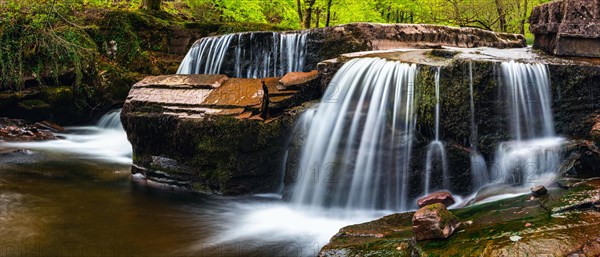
[530,0,600,57]
[320,178,600,256]
[121,72,320,194]
[417,191,456,208]
[412,203,460,241]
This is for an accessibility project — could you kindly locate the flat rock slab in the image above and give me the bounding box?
[125,73,319,120]
[279,70,319,89]
[134,74,228,89]
[203,78,263,108]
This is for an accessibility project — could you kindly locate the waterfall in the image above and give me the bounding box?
[423,67,449,194]
[5,109,132,164]
[178,32,308,78]
[492,61,563,184]
[469,62,489,189]
[97,109,124,130]
[289,58,418,212]
[177,34,235,75]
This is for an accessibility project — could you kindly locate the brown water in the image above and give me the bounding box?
[0,149,311,257]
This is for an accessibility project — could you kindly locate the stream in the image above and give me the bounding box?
[0,111,381,257]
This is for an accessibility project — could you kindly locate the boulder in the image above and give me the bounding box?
[121,73,320,194]
[412,203,460,241]
[560,140,600,179]
[531,185,548,197]
[417,191,456,208]
[530,0,600,57]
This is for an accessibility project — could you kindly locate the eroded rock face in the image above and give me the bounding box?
[560,140,600,179]
[121,73,320,194]
[417,191,456,208]
[412,203,460,241]
[530,0,600,57]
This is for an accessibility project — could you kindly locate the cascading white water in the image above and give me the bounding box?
[177,34,235,75]
[468,62,489,189]
[290,58,418,212]
[5,109,132,164]
[492,61,563,184]
[178,32,308,78]
[423,67,449,194]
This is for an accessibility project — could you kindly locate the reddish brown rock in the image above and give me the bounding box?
[592,115,600,138]
[417,191,456,208]
[412,203,460,241]
[278,70,319,90]
[0,118,58,142]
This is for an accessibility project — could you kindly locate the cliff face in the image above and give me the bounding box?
[530,0,600,57]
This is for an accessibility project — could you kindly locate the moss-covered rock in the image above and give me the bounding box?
[321,178,600,256]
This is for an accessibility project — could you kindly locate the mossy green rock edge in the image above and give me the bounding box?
[320,179,600,257]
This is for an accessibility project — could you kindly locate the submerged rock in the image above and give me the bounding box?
[412,203,460,241]
[417,191,456,208]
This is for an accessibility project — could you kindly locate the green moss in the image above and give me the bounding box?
[18,99,50,110]
[45,86,73,105]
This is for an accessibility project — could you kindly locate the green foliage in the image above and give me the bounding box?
[0,0,96,90]
[0,0,556,91]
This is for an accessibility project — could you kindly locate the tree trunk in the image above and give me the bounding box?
[315,8,321,28]
[143,0,161,10]
[296,0,304,26]
[494,0,507,32]
[520,0,529,35]
[326,0,333,27]
[302,0,317,29]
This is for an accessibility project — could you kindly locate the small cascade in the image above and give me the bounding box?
[178,32,308,78]
[423,67,449,194]
[97,109,124,130]
[6,109,132,164]
[493,61,563,184]
[177,34,235,75]
[289,58,418,211]
[468,62,489,189]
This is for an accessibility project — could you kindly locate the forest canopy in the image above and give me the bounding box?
[2,0,553,35]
